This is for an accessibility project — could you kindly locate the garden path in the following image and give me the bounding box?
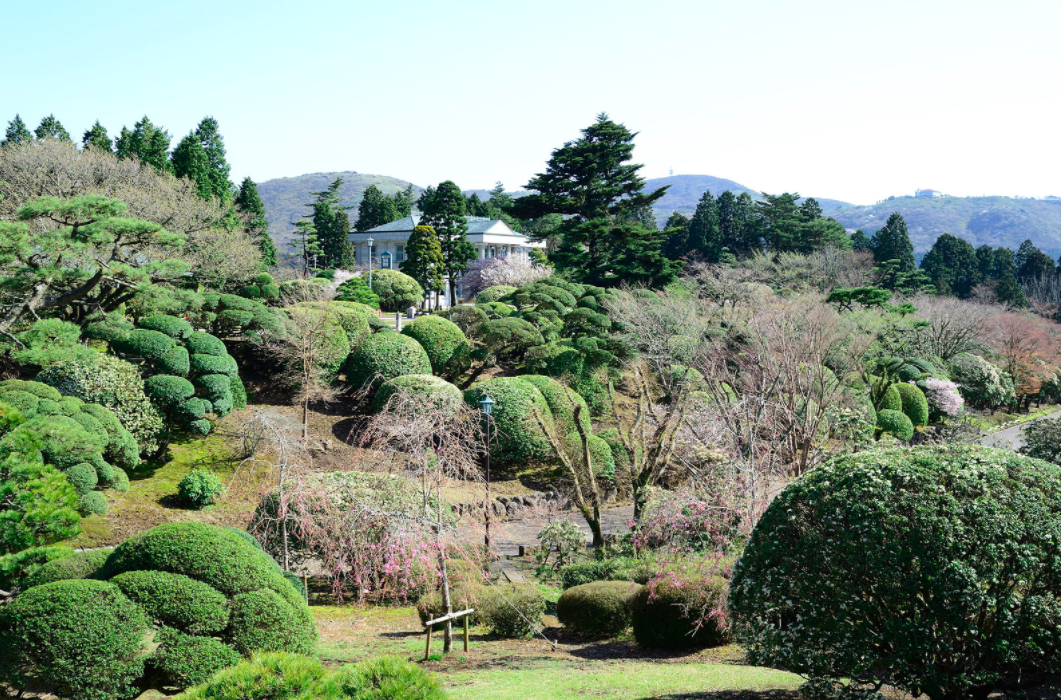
[490,505,634,557]
[980,409,1061,451]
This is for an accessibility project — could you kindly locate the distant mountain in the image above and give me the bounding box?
[257,171,423,251]
[643,174,853,223]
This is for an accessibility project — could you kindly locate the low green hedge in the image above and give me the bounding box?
[149,626,241,689]
[479,583,546,638]
[156,345,191,376]
[463,377,556,464]
[112,569,230,634]
[895,382,929,426]
[112,328,177,360]
[345,332,433,391]
[476,285,517,303]
[144,375,196,407]
[6,579,150,700]
[139,314,193,340]
[559,556,650,589]
[401,315,471,378]
[227,587,316,655]
[190,353,240,378]
[630,576,730,649]
[23,548,112,589]
[372,374,464,415]
[185,332,228,357]
[876,408,914,440]
[557,581,641,637]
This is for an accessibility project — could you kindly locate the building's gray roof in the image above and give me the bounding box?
[357,215,502,234]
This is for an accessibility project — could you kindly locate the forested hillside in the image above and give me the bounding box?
[257,171,422,250]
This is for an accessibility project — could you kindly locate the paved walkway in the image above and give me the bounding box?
[489,505,634,557]
[980,410,1061,451]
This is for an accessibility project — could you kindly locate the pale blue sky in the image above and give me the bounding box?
[3,0,1059,204]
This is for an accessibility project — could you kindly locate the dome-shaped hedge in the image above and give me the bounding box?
[111,569,230,634]
[139,314,193,340]
[476,285,517,304]
[345,332,432,391]
[557,581,640,637]
[6,579,150,700]
[630,576,729,649]
[112,328,177,360]
[877,383,902,412]
[895,382,929,427]
[185,332,228,357]
[520,375,591,437]
[372,374,464,415]
[23,548,112,589]
[362,269,424,312]
[463,377,556,464]
[876,408,913,441]
[728,446,1061,700]
[401,315,470,378]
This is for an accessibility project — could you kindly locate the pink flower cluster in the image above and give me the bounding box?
[924,378,964,417]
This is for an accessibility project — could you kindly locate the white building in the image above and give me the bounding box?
[348,215,544,306]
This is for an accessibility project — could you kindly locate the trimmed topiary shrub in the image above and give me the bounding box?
[479,583,546,638]
[77,490,108,515]
[156,345,192,376]
[177,652,329,699]
[230,376,248,410]
[112,328,177,360]
[876,408,914,441]
[65,461,98,495]
[193,374,235,416]
[149,626,241,689]
[80,403,140,471]
[334,276,381,308]
[190,353,240,378]
[895,382,929,427]
[401,315,471,378]
[0,379,62,402]
[463,377,556,464]
[876,382,902,412]
[372,374,464,415]
[729,446,1061,700]
[0,544,73,592]
[479,317,545,362]
[14,414,106,469]
[557,581,640,637]
[6,579,150,700]
[363,269,424,312]
[178,468,226,508]
[139,314,193,340]
[185,332,228,357]
[112,569,230,634]
[520,375,590,437]
[227,587,317,655]
[84,313,134,342]
[345,332,432,391]
[330,655,447,700]
[475,285,517,304]
[23,548,112,589]
[558,556,650,589]
[631,576,729,649]
[145,374,197,407]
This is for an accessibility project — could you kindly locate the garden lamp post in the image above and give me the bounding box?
[367,237,374,290]
[479,394,494,549]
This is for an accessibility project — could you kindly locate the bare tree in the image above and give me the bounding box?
[907,293,997,361]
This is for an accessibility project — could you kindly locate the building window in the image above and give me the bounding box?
[396,245,404,263]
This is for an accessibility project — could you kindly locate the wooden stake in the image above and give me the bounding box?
[463,614,469,652]
[425,624,432,660]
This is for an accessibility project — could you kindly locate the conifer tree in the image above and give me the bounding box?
[289,219,322,276]
[735,191,764,254]
[194,117,233,204]
[391,184,415,218]
[662,212,690,259]
[920,233,981,297]
[33,114,71,142]
[400,225,445,307]
[309,177,355,268]
[235,177,278,266]
[419,180,476,306]
[2,115,32,145]
[1015,239,1054,281]
[171,135,213,201]
[354,185,397,232]
[115,116,173,173]
[869,212,916,272]
[81,120,112,152]
[686,190,723,261]
[850,229,871,250]
[509,113,678,286]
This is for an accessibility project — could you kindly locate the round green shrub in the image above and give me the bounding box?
[70,410,107,441]
[479,317,545,360]
[520,375,590,437]
[334,277,380,308]
[283,306,351,381]
[139,314,193,340]
[83,315,134,342]
[363,269,425,312]
[328,655,447,700]
[177,651,330,700]
[189,418,211,435]
[0,379,61,401]
[78,490,108,515]
[463,377,556,465]
[65,462,98,495]
[193,374,235,416]
[585,434,616,480]
[557,581,640,637]
[230,375,248,410]
[79,403,140,470]
[729,446,1061,700]
[56,395,83,416]
[253,273,275,286]
[178,468,226,508]
[345,332,432,391]
[372,374,464,415]
[38,353,166,456]
[36,397,60,414]
[227,587,316,655]
[260,283,280,301]
[401,315,471,377]
[185,332,228,357]
[0,389,39,417]
[631,576,729,649]
[895,382,929,426]
[178,397,210,421]
[877,382,902,412]
[23,548,112,589]
[17,415,106,469]
[238,284,262,298]
[479,583,546,638]
[157,345,192,376]
[145,374,196,407]
[6,579,150,700]
[112,328,177,360]
[475,285,517,303]
[112,570,230,633]
[876,408,914,440]
[110,466,130,493]
[190,353,240,378]
[149,626,241,689]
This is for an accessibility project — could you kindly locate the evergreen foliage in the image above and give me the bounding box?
[235,177,278,265]
[81,120,113,152]
[920,233,982,297]
[34,114,72,142]
[630,576,729,649]
[400,225,445,300]
[876,408,914,440]
[372,374,464,415]
[557,581,640,637]
[419,180,476,306]
[363,269,424,312]
[400,315,470,377]
[344,332,433,391]
[310,177,355,269]
[464,377,556,464]
[354,184,399,232]
[334,276,380,307]
[115,116,173,173]
[2,114,32,145]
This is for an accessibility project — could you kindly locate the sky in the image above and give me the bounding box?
[3,0,1059,205]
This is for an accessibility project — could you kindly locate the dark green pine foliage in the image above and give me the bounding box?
[869,212,916,272]
[2,115,33,145]
[1015,239,1054,281]
[483,182,523,232]
[34,114,72,142]
[685,191,723,261]
[171,135,213,201]
[193,117,233,204]
[400,225,445,301]
[289,220,322,275]
[798,198,850,252]
[391,184,415,218]
[115,117,173,173]
[81,120,113,152]
[235,177,278,266]
[920,233,982,297]
[354,185,398,232]
[850,229,871,250]
[757,193,804,252]
[419,180,476,306]
[716,191,742,254]
[662,212,690,259]
[734,192,765,254]
[508,113,679,287]
[974,245,1027,306]
[465,193,489,217]
[309,177,355,268]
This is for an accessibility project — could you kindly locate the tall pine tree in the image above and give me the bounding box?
[686,190,723,261]
[869,212,916,273]
[309,177,355,269]
[391,184,415,218]
[194,117,233,204]
[662,212,690,260]
[34,115,71,142]
[419,180,476,306]
[354,185,397,232]
[289,219,322,276]
[400,225,445,308]
[115,116,173,173]
[171,135,213,200]
[509,113,678,287]
[920,233,981,297]
[235,177,278,267]
[81,120,112,152]
[2,115,32,145]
